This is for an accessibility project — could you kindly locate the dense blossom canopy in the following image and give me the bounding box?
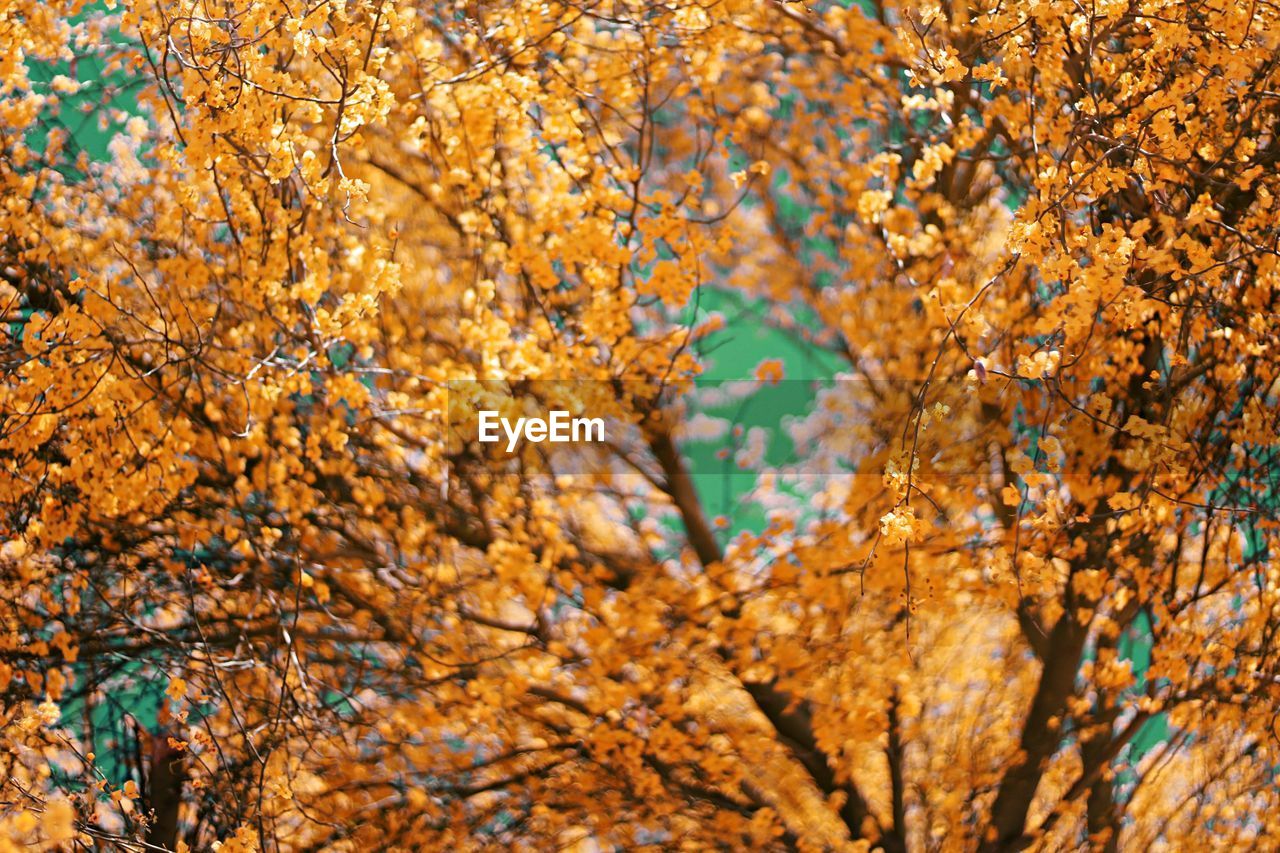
[3,0,1280,849]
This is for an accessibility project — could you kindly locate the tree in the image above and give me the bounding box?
[2,0,1280,849]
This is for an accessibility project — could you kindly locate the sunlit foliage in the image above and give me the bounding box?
[3,0,1280,849]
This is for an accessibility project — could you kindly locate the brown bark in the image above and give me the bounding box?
[144,732,188,852]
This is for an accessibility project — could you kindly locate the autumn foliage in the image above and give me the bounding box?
[3,0,1280,849]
